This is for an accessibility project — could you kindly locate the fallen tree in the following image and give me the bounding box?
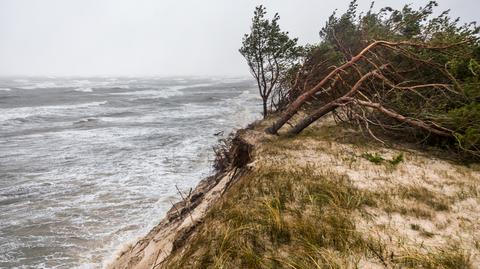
[267,40,471,134]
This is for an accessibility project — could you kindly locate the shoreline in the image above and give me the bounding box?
[105,128,258,269]
[105,171,235,269]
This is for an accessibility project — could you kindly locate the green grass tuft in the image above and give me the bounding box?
[362,152,385,164]
[388,153,404,165]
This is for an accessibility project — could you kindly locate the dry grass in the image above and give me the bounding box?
[163,165,377,268]
[397,185,451,211]
[394,244,471,269]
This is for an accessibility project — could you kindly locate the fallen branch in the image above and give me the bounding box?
[352,99,453,137]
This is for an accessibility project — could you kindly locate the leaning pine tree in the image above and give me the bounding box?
[265,0,480,158]
[240,5,302,119]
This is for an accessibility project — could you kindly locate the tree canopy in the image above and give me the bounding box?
[240,5,302,118]
[265,0,480,158]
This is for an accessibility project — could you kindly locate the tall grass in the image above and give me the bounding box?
[163,164,377,268]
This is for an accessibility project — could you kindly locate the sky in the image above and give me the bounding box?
[0,0,477,77]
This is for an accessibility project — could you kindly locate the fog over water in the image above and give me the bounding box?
[0,0,476,77]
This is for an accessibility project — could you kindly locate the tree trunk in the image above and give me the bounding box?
[265,40,388,134]
[287,100,344,135]
[287,69,381,135]
[262,97,268,119]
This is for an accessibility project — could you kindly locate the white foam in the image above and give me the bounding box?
[15,79,132,90]
[19,82,58,90]
[108,85,130,89]
[72,79,91,85]
[212,76,252,84]
[0,101,108,122]
[172,78,187,82]
[168,83,213,91]
[109,88,182,99]
[109,82,213,98]
[74,87,93,93]
[0,88,11,91]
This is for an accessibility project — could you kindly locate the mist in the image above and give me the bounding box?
[0,0,477,77]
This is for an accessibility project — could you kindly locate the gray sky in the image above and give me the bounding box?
[0,0,477,77]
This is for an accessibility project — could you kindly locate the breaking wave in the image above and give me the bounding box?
[0,101,108,123]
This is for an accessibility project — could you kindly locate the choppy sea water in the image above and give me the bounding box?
[0,77,261,268]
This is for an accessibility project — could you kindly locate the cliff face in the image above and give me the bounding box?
[107,117,480,269]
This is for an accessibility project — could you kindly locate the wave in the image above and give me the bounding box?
[9,78,215,92]
[17,80,130,90]
[0,101,108,123]
[73,118,101,128]
[73,87,93,93]
[212,76,252,84]
[19,82,58,90]
[109,83,214,100]
[0,88,11,91]
[109,89,183,99]
[168,83,213,91]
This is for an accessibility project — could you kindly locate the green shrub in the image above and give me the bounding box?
[362,152,384,164]
[389,153,404,166]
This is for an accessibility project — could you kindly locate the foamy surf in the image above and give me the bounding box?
[108,89,183,99]
[0,101,108,122]
[74,87,93,92]
[0,77,260,269]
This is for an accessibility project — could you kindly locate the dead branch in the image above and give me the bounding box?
[352,99,453,137]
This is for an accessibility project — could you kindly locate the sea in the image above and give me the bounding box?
[0,77,261,268]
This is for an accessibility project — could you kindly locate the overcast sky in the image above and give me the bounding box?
[0,0,477,77]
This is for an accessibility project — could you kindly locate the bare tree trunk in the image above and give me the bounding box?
[266,40,387,134]
[287,99,346,135]
[287,69,382,135]
[262,97,268,119]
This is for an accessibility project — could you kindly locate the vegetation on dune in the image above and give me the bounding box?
[241,0,480,158]
[162,124,475,268]
[164,165,375,268]
[239,5,302,119]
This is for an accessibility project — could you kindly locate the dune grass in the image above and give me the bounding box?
[161,125,474,268]
[163,164,378,268]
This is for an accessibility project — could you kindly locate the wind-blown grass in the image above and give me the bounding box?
[162,164,380,268]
